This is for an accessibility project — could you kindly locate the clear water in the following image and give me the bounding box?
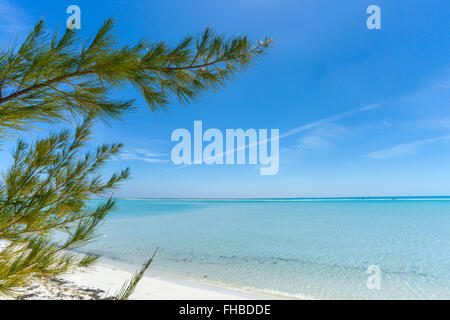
[78,198,450,299]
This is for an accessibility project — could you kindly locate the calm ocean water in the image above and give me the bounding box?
[79,198,450,299]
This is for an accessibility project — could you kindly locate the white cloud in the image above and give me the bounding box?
[382,118,391,126]
[280,104,380,139]
[396,69,450,112]
[168,104,380,171]
[116,148,168,163]
[411,117,450,130]
[365,135,450,160]
[298,124,346,151]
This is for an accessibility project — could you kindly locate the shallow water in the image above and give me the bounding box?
[78,198,450,299]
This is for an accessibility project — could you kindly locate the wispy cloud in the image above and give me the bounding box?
[169,103,380,171]
[409,117,450,131]
[364,135,450,160]
[279,104,380,139]
[396,69,450,112]
[381,118,391,127]
[297,124,346,151]
[116,148,168,163]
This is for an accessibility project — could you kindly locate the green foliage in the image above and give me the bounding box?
[0,18,271,298]
[0,19,272,135]
[109,247,158,300]
[0,118,129,296]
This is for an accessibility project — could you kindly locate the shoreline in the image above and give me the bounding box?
[16,258,283,300]
[95,256,301,299]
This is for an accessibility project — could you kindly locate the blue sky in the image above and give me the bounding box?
[0,0,449,197]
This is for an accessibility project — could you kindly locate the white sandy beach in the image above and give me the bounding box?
[14,260,277,300]
[0,239,276,300]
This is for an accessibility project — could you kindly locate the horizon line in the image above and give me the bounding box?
[93,195,450,200]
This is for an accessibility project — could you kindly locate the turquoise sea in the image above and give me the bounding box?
[79,198,450,299]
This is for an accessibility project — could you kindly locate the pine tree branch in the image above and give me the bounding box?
[0,19,272,133]
[111,247,158,300]
[0,70,93,104]
[163,45,265,71]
